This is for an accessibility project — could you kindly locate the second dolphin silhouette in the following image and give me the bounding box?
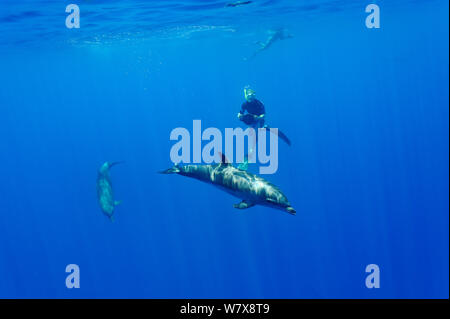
[97,161,123,221]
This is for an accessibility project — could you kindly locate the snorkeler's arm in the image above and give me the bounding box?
[237,105,242,119]
[238,103,245,119]
[239,102,247,115]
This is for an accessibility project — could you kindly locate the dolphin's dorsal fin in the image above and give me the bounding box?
[218,152,230,166]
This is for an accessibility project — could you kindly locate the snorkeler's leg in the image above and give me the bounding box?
[238,157,249,171]
[238,124,257,171]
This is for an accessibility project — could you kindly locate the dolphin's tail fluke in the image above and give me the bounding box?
[109,161,125,168]
[158,166,181,174]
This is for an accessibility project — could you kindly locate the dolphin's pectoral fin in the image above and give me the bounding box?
[114,200,122,206]
[233,200,255,210]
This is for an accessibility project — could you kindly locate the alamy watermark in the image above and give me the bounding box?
[365,4,380,29]
[169,120,279,174]
[65,264,80,289]
[365,264,380,288]
[65,4,380,30]
[65,4,80,29]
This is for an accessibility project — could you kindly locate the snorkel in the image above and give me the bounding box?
[244,86,256,102]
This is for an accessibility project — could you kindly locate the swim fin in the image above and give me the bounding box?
[238,156,249,171]
[277,129,291,146]
[263,126,291,146]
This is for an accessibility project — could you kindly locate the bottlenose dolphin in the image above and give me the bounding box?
[159,155,296,215]
[247,28,293,60]
[97,161,123,221]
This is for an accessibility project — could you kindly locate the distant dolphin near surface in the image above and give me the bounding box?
[159,155,296,215]
[226,1,253,7]
[247,28,294,60]
[97,161,123,221]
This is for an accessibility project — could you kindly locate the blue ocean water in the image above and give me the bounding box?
[0,0,448,299]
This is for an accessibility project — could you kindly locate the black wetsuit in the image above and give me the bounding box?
[239,98,291,146]
[239,99,266,127]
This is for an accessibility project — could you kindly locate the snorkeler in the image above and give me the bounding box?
[237,86,291,170]
[238,86,266,129]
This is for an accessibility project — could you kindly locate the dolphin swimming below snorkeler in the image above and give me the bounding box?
[159,154,296,215]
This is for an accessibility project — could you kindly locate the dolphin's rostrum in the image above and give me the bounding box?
[160,155,296,215]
